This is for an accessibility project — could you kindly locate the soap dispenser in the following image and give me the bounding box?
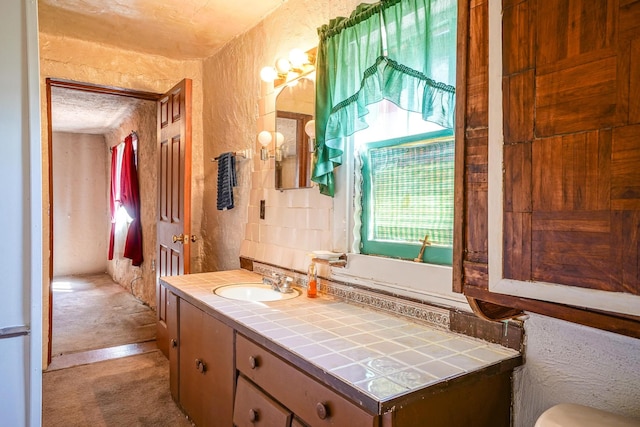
[307,261,317,298]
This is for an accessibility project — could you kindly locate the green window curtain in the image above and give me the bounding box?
[313,0,457,196]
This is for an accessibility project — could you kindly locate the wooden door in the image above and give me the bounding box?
[156,79,192,357]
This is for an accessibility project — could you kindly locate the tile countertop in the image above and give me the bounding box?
[160,269,522,414]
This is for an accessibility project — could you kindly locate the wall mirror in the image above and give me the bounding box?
[275,76,314,190]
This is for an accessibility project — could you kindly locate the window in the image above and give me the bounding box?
[356,111,454,264]
[316,0,461,304]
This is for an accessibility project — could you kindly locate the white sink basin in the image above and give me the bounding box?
[213,282,300,302]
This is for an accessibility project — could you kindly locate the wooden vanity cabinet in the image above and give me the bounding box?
[167,290,179,401]
[236,334,377,427]
[178,299,234,427]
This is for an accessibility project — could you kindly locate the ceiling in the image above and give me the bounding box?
[50,87,148,134]
[41,0,287,134]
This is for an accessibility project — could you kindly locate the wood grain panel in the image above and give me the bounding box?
[160,97,169,128]
[504,142,532,213]
[536,0,614,66]
[533,132,611,212]
[560,131,611,211]
[619,0,640,41]
[159,139,169,221]
[531,217,620,291]
[466,1,488,129]
[171,88,181,122]
[463,261,488,289]
[504,212,532,280]
[612,210,640,295]
[536,56,618,136]
[629,38,640,123]
[502,71,535,144]
[532,136,563,211]
[611,124,640,209]
[502,0,535,75]
[171,136,182,222]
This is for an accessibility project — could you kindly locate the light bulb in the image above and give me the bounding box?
[304,120,316,138]
[260,66,277,82]
[257,130,272,147]
[275,57,291,74]
[275,132,285,146]
[289,48,307,68]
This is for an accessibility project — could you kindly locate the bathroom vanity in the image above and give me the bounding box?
[159,270,521,427]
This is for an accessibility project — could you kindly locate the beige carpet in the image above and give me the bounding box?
[52,274,156,355]
[43,350,193,427]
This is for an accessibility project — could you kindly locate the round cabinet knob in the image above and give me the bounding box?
[316,402,329,420]
[170,339,177,348]
[249,408,259,422]
[195,359,206,373]
[249,355,259,369]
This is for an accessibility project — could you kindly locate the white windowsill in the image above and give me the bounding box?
[330,254,471,312]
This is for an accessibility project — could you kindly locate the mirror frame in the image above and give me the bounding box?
[275,110,312,189]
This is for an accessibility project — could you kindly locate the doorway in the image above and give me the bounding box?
[46,79,161,365]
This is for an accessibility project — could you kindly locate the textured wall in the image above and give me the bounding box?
[105,100,157,308]
[513,314,640,426]
[202,0,363,273]
[52,132,108,276]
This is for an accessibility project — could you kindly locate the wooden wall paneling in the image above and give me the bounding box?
[535,56,618,137]
[503,142,532,281]
[612,124,640,210]
[502,71,535,144]
[559,131,609,211]
[612,210,640,295]
[503,212,532,281]
[465,1,488,130]
[465,130,488,264]
[463,261,488,289]
[535,0,615,67]
[503,142,532,213]
[531,211,618,291]
[454,0,471,293]
[532,136,563,212]
[502,0,535,75]
[627,38,640,123]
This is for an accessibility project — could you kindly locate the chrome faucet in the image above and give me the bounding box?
[263,273,294,293]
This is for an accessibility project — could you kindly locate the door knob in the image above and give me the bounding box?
[172,234,185,243]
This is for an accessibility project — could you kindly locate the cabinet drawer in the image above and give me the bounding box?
[236,334,377,427]
[234,375,292,427]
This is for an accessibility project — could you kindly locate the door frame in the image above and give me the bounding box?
[45,78,161,364]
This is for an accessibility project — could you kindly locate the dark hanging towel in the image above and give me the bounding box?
[216,152,237,210]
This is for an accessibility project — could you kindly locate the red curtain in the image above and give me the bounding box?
[120,134,143,266]
[108,145,118,260]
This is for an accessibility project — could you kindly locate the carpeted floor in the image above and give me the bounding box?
[42,350,193,427]
[51,273,156,355]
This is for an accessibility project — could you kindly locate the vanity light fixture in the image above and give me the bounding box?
[304,119,316,153]
[260,48,316,85]
[257,130,284,161]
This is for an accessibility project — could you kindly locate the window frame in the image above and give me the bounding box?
[358,129,455,265]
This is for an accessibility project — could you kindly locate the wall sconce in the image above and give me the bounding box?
[304,119,316,153]
[260,48,316,86]
[257,130,284,161]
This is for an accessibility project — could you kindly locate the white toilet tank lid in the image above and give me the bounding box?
[535,403,640,427]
